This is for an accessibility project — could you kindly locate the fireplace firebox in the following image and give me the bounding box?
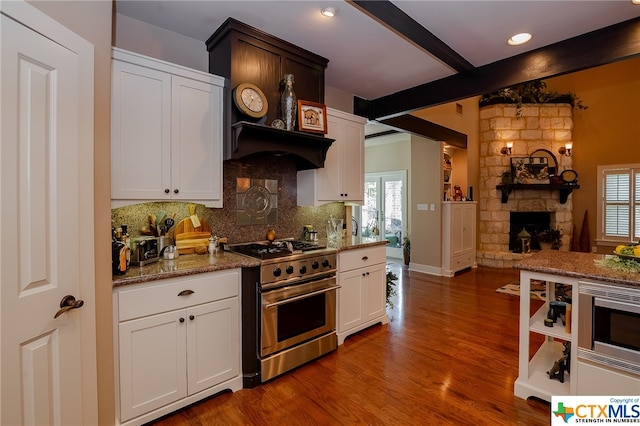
[509,212,551,252]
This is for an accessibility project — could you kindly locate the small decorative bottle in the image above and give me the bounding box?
[281,74,297,131]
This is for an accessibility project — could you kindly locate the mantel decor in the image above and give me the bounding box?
[511,157,550,184]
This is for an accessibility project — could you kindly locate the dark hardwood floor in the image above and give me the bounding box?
[150,263,550,425]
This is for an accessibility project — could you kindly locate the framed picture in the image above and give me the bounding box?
[297,100,327,134]
[511,156,550,184]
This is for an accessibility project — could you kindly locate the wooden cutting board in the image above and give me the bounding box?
[174,217,211,254]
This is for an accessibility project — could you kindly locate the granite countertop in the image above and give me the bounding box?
[513,250,640,288]
[113,237,388,287]
[333,236,389,251]
[112,251,260,287]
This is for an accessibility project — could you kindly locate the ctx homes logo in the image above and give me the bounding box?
[551,396,640,425]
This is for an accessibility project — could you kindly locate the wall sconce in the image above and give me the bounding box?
[558,143,572,157]
[501,142,513,156]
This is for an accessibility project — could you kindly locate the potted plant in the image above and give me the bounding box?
[386,268,398,309]
[479,79,588,117]
[402,236,411,265]
[537,228,562,250]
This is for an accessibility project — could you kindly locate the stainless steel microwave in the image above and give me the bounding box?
[578,281,640,375]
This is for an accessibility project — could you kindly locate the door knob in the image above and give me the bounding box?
[54,295,84,319]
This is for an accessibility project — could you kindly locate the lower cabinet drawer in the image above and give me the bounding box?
[117,269,240,321]
[339,246,386,272]
[451,252,475,268]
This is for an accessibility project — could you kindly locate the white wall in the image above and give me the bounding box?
[114,13,208,72]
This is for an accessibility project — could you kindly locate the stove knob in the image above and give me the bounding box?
[286,265,294,274]
[311,261,319,269]
[322,259,330,268]
[299,265,307,274]
[273,267,282,277]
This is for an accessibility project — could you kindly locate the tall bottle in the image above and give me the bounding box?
[281,74,297,131]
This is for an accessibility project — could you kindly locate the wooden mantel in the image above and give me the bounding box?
[496,183,580,204]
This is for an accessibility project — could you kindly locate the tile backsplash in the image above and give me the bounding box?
[111,155,345,243]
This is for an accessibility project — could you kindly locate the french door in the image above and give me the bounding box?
[358,171,407,259]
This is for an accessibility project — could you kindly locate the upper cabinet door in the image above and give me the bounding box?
[338,115,365,203]
[110,48,226,208]
[171,76,223,206]
[314,112,344,201]
[111,60,172,200]
[297,108,366,206]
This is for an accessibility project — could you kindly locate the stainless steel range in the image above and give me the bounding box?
[228,239,338,386]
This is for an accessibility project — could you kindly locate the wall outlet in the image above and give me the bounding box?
[430,204,435,211]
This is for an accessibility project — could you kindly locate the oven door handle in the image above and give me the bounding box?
[263,285,341,309]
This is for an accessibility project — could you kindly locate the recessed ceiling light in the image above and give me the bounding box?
[508,32,532,46]
[321,7,338,18]
[633,0,640,5]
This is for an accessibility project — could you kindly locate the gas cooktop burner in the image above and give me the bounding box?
[227,240,326,259]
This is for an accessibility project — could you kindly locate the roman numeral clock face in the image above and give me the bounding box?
[233,83,268,119]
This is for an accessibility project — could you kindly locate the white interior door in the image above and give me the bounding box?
[1,3,96,424]
[360,171,407,259]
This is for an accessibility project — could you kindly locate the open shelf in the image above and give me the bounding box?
[530,304,572,341]
[515,340,571,400]
[496,183,579,204]
[229,121,334,171]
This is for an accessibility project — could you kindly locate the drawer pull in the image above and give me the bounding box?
[361,256,368,261]
[177,289,194,297]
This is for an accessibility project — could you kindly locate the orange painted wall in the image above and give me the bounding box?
[546,57,640,251]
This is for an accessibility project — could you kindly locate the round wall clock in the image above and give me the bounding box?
[233,83,268,119]
[561,169,578,184]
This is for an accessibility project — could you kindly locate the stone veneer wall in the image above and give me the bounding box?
[477,103,574,268]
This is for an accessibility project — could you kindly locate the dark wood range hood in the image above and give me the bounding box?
[206,18,333,171]
[230,122,334,170]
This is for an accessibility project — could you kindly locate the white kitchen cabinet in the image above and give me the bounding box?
[577,360,640,395]
[114,269,242,425]
[515,271,578,402]
[111,48,224,208]
[337,245,388,344]
[442,201,477,277]
[297,108,366,206]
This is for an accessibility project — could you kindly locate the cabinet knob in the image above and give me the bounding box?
[164,188,170,194]
[179,317,185,323]
[189,315,195,321]
[174,189,179,194]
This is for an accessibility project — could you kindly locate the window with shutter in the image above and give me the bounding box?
[597,165,640,242]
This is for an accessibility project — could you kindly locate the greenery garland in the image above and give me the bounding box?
[594,256,640,273]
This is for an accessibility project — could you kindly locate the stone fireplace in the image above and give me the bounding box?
[477,103,574,268]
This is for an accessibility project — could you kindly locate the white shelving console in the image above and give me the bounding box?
[514,270,579,401]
